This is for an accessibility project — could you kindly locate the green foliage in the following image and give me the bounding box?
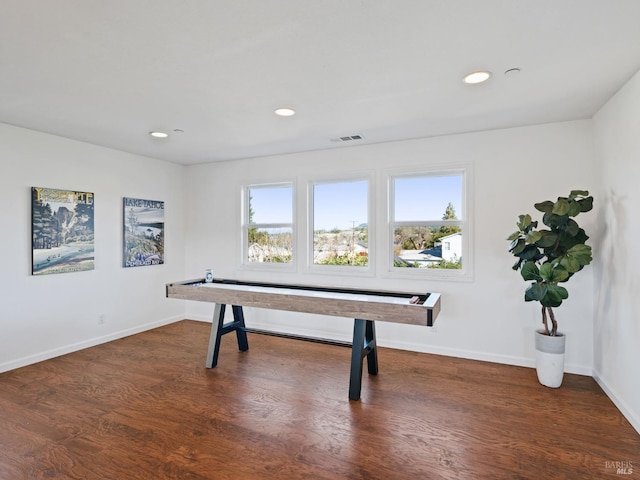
[394,258,419,267]
[430,225,462,246]
[263,254,292,263]
[508,190,593,335]
[442,202,457,220]
[394,202,462,251]
[396,226,432,250]
[248,228,268,244]
[247,229,293,263]
[430,257,462,269]
[317,253,368,266]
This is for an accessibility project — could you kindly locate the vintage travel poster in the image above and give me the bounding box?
[123,197,165,267]
[31,186,95,275]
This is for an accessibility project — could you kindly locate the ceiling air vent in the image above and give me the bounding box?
[330,134,363,143]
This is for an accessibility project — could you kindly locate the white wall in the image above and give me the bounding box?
[0,123,187,372]
[593,69,640,433]
[184,120,598,374]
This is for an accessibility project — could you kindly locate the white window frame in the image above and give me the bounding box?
[240,182,295,271]
[307,174,375,277]
[385,165,473,281]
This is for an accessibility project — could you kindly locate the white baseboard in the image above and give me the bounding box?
[378,338,593,377]
[593,370,640,435]
[187,314,213,323]
[0,315,184,374]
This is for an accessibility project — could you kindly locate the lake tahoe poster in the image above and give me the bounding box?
[123,197,164,267]
[31,186,95,275]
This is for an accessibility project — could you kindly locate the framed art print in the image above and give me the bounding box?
[31,187,95,275]
[123,197,164,267]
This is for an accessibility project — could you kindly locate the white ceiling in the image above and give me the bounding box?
[2,1,640,165]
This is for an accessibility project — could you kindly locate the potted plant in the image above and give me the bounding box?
[508,190,594,387]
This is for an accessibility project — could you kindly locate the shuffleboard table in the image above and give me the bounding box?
[166,278,441,400]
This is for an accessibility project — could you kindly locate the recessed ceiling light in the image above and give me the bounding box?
[149,131,169,138]
[274,107,296,117]
[463,71,492,84]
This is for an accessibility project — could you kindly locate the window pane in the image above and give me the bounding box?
[313,180,368,266]
[394,226,462,269]
[247,227,293,263]
[248,186,292,224]
[394,175,462,222]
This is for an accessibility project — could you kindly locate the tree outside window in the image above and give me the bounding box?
[244,184,293,264]
[392,174,464,270]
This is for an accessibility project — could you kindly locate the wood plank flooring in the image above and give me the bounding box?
[0,320,638,479]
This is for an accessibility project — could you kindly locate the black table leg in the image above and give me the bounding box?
[205,304,249,368]
[349,318,378,401]
[232,305,249,352]
[206,303,226,368]
[365,319,379,375]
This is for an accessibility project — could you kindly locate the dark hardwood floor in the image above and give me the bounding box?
[0,320,637,479]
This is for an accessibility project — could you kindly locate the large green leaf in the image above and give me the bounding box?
[578,196,594,212]
[565,218,579,237]
[534,201,554,213]
[541,284,568,307]
[535,230,558,248]
[538,263,554,281]
[570,189,589,197]
[573,228,589,244]
[539,263,569,282]
[543,212,569,228]
[555,267,570,282]
[552,198,570,215]
[507,231,520,241]
[521,261,541,281]
[555,284,569,299]
[558,229,586,251]
[517,214,532,231]
[526,231,542,243]
[558,255,581,273]
[520,245,541,260]
[567,244,593,266]
[567,200,582,217]
[525,282,547,302]
[509,238,526,255]
[556,251,589,275]
[563,228,589,246]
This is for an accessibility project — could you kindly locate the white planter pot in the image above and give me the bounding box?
[534,330,566,388]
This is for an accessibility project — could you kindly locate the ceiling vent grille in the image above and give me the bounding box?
[331,134,363,143]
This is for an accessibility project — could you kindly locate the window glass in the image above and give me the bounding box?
[394,175,462,221]
[312,180,368,267]
[247,227,293,263]
[245,184,293,264]
[249,186,292,224]
[392,174,464,270]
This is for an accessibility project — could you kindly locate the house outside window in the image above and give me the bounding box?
[389,170,468,275]
[310,179,369,268]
